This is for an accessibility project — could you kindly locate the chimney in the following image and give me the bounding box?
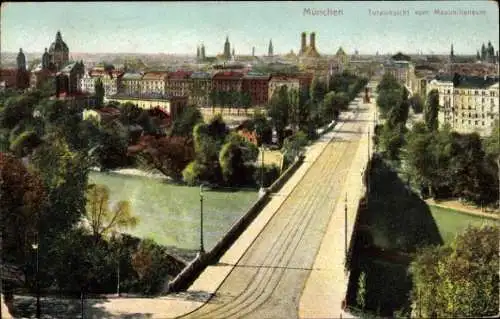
[301,32,307,53]
[310,32,316,51]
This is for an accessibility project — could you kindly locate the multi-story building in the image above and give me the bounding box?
[268,75,300,100]
[427,75,499,136]
[81,68,124,97]
[166,71,193,97]
[51,92,98,110]
[106,94,188,121]
[141,71,168,95]
[190,71,212,107]
[242,72,270,106]
[120,72,143,96]
[30,67,55,91]
[383,60,415,90]
[212,71,244,92]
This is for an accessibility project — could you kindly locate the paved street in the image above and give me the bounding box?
[180,100,373,319]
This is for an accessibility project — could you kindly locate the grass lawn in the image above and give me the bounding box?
[429,205,498,243]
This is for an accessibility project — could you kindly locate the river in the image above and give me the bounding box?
[89,171,258,252]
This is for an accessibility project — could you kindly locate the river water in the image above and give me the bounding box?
[89,171,258,252]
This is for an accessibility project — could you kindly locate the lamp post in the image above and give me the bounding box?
[199,184,205,254]
[344,193,348,259]
[31,240,41,319]
[112,232,122,297]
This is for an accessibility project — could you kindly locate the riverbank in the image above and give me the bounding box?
[91,167,172,181]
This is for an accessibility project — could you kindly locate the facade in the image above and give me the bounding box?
[268,76,300,100]
[30,67,55,91]
[166,71,193,97]
[106,95,188,121]
[0,69,19,89]
[242,72,270,106]
[141,71,168,95]
[56,61,85,94]
[120,72,143,96]
[190,71,212,107]
[335,47,349,66]
[427,75,499,136]
[383,60,415,90]
[81,68,123,97]
[212,71,244,92]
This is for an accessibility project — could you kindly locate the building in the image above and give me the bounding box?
[83,107,121,124]
[30,66,55,91]
[48,31,70,71]
[212,71,244,93]
[55,61,85,95]
[165,71,193,97]
[0,49,30,90]
[427,75,499,136]
[190,71,212,107]
[120,72,143,95]
[335,47,349,67]
[383,60,415,90]
[106,95,188,121]
[81,68,124,97]
[51,92,98,109]
[268,39,274,57]
[141,71,168,95]
[223,36,232,60]
[298,32,320,58]
[242,72,271,106]
[268,75,300,100]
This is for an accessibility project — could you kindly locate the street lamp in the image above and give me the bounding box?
[344,192,348,260]
[111,232,122,297]
[199,184,205,254]
[31,240,41,319]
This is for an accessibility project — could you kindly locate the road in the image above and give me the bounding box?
[181,102,372,319]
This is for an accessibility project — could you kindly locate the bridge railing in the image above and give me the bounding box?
[167,155,305,293]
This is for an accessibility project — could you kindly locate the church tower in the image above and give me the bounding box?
[197,46,200,60]
[224,36,231,60]
[450,43,454,63]
[49,30,69,71]
[17,48,26,71]
[201,44,206,60]
[42,48,51,70]
[268,39,274,56]
[16,48,28,89]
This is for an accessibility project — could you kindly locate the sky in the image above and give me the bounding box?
[1,1,499,55]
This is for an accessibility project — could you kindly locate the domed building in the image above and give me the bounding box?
[48,31,69,71]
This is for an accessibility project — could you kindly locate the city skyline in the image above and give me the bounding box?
[1,1,499,56]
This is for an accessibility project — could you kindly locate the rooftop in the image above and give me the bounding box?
[142,71,168,80]
[122,72,143,80]
[212,71,244,80]
[108,93,188,101]
[168,71,193,79]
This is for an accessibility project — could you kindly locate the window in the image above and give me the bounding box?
[482,121,485,126]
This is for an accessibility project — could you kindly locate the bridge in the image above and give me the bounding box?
[1,83,377,319]
[176,83,377,319]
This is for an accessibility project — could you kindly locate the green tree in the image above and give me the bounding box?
[170,105,203,138]
[288,88,300,132]
[268,86,289,147]
[252,110,273,146]
[425,89,439,132]
[282,131,308,164]
[409,94,425,114]
[410,226,499,318]
[310,76,326,104]
[0,153,46,265]
[85,183,139,242]
[94,78,105,108]
[138,136,195,180]
[219,133,259,186]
